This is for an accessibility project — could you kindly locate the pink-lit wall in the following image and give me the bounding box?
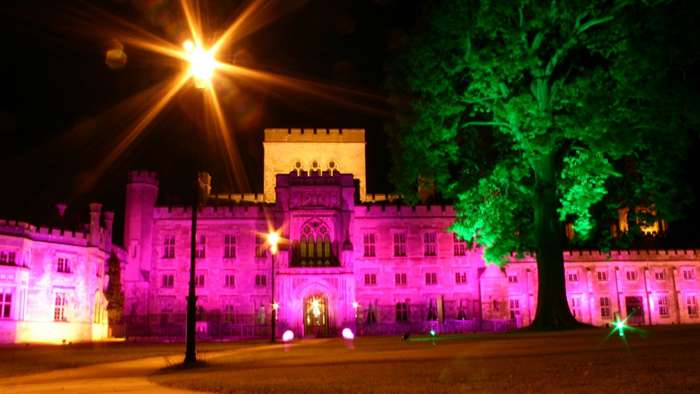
[121,168,700,339]
[0,205,118,344]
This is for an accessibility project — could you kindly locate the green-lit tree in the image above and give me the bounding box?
[388,0,699,329]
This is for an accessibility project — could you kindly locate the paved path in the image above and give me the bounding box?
[0,353,198,393]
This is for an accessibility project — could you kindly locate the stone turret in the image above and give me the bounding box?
[103,211,114,250]
[124,171,159,283]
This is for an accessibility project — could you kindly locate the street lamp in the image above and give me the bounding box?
[267,230,280,343]
[184,172,211,366]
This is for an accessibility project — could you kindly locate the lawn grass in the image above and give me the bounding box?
[0,341,237,378]
[150,325,700,393]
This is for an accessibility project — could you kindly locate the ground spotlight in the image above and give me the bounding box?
[282,330,294,342]
[342,328,355,340]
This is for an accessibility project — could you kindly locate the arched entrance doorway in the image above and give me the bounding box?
[304,294,329,337]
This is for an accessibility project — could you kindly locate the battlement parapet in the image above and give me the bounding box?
[264,128,365,143]
[355,204,456,218]
[0,219,90,246]
[154,204,272,220]
[128,170,159,186]
[363,193,401,203]
[210,193,266,204]
[508,249,700,263]
[277,171,354,187]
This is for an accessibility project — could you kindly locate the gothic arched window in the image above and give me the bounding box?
[295,219,336,267]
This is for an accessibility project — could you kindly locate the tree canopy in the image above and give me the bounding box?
[388,0,699,263]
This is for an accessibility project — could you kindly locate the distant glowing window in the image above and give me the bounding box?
[509,298,520,320]
[600,297,611,319]
[455,272,468,285]
[508,274,518,284]
[364,273,377,286]
[567,271,579,282]
[57,257,71,273]
[395,273,407,286]
[363,233,376,257]
[195,274,205,288]
[161,274,174,288]
[225,274,235,288]
[687,295,698,317]
[195,235,206,258]
[453,234,466,256]
[682,268,696,281]
[654,269,667,281]
[224,235,237,258]
[0,289,11,319]
[255,274,267,287]
[425,272,437,286]
[54,293,67,321]
[393,232,406,257]
[423,232,437,257]
[625,270,638,281]
[658,295,670,318]
[596,271,608,281]
[395,302,409,322]
[163,236,175,259]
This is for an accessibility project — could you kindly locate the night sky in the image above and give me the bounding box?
[3,0,700,246]
[3,0,420,238]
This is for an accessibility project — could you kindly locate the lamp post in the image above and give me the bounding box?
[184,172,211,366]
[267,230,280,343]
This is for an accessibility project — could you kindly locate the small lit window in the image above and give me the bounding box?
[425,272,437,285]
[597,271,608,281]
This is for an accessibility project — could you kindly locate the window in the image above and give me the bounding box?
[57,257,71,273]
[687,295,698,317]
[425,272,437,285]
[597,271,608,281]
[0,251,16,265]
[396,302,409,322]
[364,273,377,286]
[255,274,267,287]
[163,236,175,258]
[366,304,377,324]
[682,268,696,281]
[423,232,437,256]
[427,299,438,320]
[255,234,267,258]
[224,274,235,288]
[161,274,174,288]
[509,298,520,320]
[625,270,638,281]
[453,233,466,256]
[224,235,236,258]
[455,272,468,285]
[569,296,582,319]
[54,293,67,321]
[0,289,11,319]
[395,273,407,286]
[223,304,235,323]
[393,232,406,257]
[567,271,579,282]
[363,233,376,257]
[600,297,611,319]
[195,235,206,258]
[195,274,205,288]
[658,295,670,318]
[508,274,518,284]
[652,269,665,281]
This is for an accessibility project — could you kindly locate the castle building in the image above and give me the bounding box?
[0,204,120,343]
[122,128,700,338]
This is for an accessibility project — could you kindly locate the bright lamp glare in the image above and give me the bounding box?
[282,330,294,342]
[183,40,216,88]
[342,328,354,340]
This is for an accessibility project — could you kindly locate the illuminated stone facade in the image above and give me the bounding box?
[0,204,119,343]
[121,129,700,338]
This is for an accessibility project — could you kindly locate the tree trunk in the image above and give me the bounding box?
[529,152,582,330]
